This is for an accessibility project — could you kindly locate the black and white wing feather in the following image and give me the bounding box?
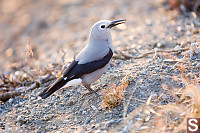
[39,48,113,99]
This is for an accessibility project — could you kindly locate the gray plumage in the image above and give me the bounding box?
[39,19,126,99]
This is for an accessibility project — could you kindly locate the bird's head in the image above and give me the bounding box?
[89,19,126,41]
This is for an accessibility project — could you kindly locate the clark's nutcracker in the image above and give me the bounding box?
[39,19,126,99]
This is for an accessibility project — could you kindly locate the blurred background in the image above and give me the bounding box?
[0,0,134,72]
[0,0,199,72]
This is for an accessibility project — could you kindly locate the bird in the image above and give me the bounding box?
[39,19,126,99]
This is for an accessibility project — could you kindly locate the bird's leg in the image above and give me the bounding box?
[84,85,100,97]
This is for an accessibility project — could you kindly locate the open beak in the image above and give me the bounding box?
[107,19,126,29]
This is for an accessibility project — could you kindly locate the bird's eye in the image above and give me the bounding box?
[101,25,105,28]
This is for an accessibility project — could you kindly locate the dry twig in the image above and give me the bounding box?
[0,82,39,102]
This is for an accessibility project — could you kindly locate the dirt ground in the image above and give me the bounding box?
[0,0,200,132]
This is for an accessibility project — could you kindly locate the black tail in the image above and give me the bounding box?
[39,77,67,99]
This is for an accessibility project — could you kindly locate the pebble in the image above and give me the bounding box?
[154,68,160,73]
[16,115,26,125]
[21,124,27,129]
[148,66,155,69]
[8,98,14,104]
[66,100,74,106]
[162,65,167,69]
[157,42,166,48]
[161,94,168,100]
[151,94,158,100]
[54,119,62,127]
[115,59,122,64]
[163,59,178,64]
[174,117,179,121]
[138,126,149,131]
[52,96,56,101]
[196,63,200,67]
[140,85,147,90]
[63,120,69,124]
[104,111,112,115]
[158,58,163,63]
[91,105,97,110]
[140,71,146,75]
[106,119,121,127]
[85,118,91,124]
[36,119,42,125]
[31,97,36,100]
[192,62,196,66]
[68,128,76,132]
[31,108,36,115]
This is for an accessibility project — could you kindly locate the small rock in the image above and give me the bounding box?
[163,59,178,64]
[90,105,97,110]
[138,126,149,131]
[85,118,91,124]
[106,119,120,127]
[162,65,167,69]
[14,104,21,108]
[63,120,69,124]
[30,97,36,100]
[104,111,112,115]
[196,63,200,67]
[21,124,27,129]
[115,59,122,64]
[82,110,87,115]
[174,117,180,121]
[161,94,168,100]
[139,91,145,95]
[31,108,36,115]
[140,71,146,75]
[54,119,62,127]
[52,96,56,101]
[192,63,196,66]
[146,19,152,26]
[52,125,57,130]
[158,58,163,63]
[151,94,158,100]
[8,98,14,104]
[174,45,181,50]
[36,119,42,125]
[66,100,74,106]
[91,125,97,129]
[140,85,147,90]
[16,115,26,125]
[154,68,160,73]
[157,42,166,48]
[148,66,155,69]
[68,128,76,132]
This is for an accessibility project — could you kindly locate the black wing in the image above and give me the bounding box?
[65,48,113,79]
[39,61,78,99]
[39,48,113,99]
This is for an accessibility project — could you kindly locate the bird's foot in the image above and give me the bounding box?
[84,85,100,97]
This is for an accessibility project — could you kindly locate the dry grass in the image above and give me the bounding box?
[25,37,41,78]
[113,76,200,132]
[101,81,128,109]
[114,42,200,133]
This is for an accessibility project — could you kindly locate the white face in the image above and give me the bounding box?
[90,20,112,41]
